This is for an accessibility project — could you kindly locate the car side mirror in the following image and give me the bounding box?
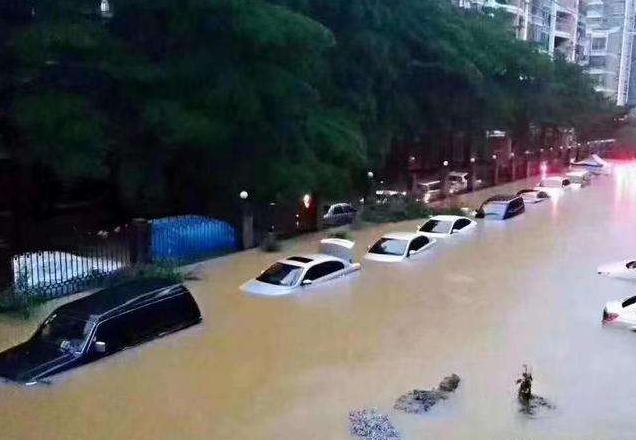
[302,279,313,286]
[94,341,106,353]
[408,250,416,257]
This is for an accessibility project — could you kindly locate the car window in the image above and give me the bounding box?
[420,220,452,234]
[623,296,636,308]
[32,314,94,354]
[369,238,408,256]
[257,262,303,286]
[453,219,471,230]
[626,261,636,269]
[563,179,571,186]
[303,261,344,281]
[92,315,131,353]
[409,236,430,252]
[333,206,344,215]
[510,198,523,210]
[537,191,549,199]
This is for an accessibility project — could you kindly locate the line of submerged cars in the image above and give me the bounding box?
[0,168,600,384]
[241,170,594,296]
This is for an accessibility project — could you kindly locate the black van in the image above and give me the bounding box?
[0,279,201,384]
[475,194,525,220]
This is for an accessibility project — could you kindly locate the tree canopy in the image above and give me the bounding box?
[0,0,620,217]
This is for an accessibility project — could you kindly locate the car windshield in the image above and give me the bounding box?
[369,238,408,256]
[540,179,562,188]
[31,313,94,354]
[256,262,303,286]
[420,220,453,234]
[481,201,507,217]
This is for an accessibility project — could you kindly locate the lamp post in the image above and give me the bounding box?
[492,154,499,186]
[468,157,477,192]
[524,150,531,178]
[366,171,375,205]
[441,160,450,198]
[239,191,254,249]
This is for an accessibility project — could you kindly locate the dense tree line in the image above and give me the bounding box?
[0,0,621,218]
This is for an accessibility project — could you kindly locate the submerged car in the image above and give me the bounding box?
[240,238,361,295]
[365,232,436,263]
[0,279,202,384]
[323,203,357,227]
[597,260,636,281]
[516,189,550,204]
[565,170,592,187]
[571,154,611,175]
[537,176,572,190]
[603,295,636,330]
[417,215,476,237]
[475,195,525,220]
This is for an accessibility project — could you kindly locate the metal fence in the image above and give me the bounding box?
[11,225,132,299]
[150,215,239,263]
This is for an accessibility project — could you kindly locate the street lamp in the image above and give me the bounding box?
[492,154,497,160]
[239,190,249,200]
[470,157,476,163]
[443,160,449,167]
[367,171,374,179]
[510,152,515,158]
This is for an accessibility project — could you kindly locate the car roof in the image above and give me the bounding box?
[566,170,589,176]
[448,171,467,176]
[381,231,420,240]
[428,215,468,221]
[542,175,566,181]
[485,194,519,203]
[55,278,185,320]
[281,254,337,266]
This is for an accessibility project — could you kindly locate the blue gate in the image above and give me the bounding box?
[150,215,239,263]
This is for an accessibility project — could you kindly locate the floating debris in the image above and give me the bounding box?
[348,408,401,440]
[394,373,461,414]
[516,365,555,416]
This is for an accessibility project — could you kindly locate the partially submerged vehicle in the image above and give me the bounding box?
[516,189,550,204]
[416,180,442,203]
[475,195,525,220]
[365,232,436,263]
[537,176,572,190]
[323,203,357,227]
[603,295,636,330]
[597,259,636,281]
[565,170,592,187]
[240,239,361,295]
[417,215,476,237]
[0,279,202,384]
[571,154,611,175]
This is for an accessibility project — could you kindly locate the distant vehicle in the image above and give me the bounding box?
[571,154,611,175]
[375,189,408,205]
[448,172,469,193]
[475,195,525,220]
[516,189,550,204]
[417,215,476,237]
[240,238,361,295]
[565,170,592,187]
[416,180,442,203]
[537,176,572,189]
[603,295,636,330]
[0,279,202,384]
[365,232,436,263]
[597,259,636,281]
[323,203,357,227]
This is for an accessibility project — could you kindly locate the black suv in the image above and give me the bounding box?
[0,279,202,384]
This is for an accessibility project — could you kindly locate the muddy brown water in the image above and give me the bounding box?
[1,164,636,440]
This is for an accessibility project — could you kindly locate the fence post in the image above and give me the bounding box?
[0,238,13,291]
[130,218,152,265]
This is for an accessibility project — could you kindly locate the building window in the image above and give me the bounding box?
[591,37,607,51]
[588,55,607,67]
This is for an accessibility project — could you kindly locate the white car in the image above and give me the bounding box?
[572,154,611,175]
[565,170,592,187]
[365,232,436,263]
[240,239,361,295]
[603,295,636,330]
[597,259,636,281]
[516,189,550,204]
[536,176,572,190]
[417,215,476,237]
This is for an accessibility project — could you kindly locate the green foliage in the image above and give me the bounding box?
[2,0,618,217]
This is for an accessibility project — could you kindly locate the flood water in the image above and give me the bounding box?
[2,163,636,440]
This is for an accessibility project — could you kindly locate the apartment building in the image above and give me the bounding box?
[455,0,582,61]
[582,0,636,105]
[454,0,636,105]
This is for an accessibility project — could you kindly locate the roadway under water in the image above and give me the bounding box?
[1,163,636,440]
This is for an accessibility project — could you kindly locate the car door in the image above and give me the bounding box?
[407,236,431,257]
[452,218,472,234]
[302,261,345,285]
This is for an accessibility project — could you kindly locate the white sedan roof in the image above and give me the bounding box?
[381,232,422,241]
[280,254,338,267]
[428,215,468,222]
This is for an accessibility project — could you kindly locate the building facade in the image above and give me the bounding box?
[454,0,636,105]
